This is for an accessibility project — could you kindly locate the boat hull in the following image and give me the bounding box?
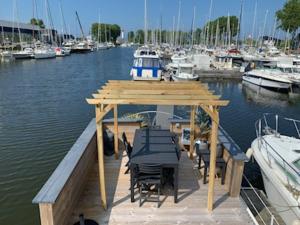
[252,138,300,225]
[172,75,199,81]
[243,75,291,90]
[70,48,91,54]
[34,53,56,59]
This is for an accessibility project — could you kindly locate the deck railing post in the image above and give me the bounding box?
[207,107,219,212]
[96,104,107,210]
[114,104,119,159]
[189,105,196,159]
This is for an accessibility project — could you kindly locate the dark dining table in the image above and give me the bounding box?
[130,128,180,203]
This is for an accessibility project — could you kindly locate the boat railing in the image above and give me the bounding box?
[255,114,300,191]
[241,175,281,225]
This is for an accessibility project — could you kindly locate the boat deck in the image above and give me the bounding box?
[70,151,253,225]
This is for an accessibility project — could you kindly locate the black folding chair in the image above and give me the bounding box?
[196,142,210,169]
[202,144,226,185]
[137,164,162,208]
[122,132,132,174]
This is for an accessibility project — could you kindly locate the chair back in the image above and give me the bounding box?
[124,141,132,158]
[122,132,128,146]
[138,164,162,175]
[216,143,224,158]
[196,141,209,155]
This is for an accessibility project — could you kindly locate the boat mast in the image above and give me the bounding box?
[215,19,219,47]
[191,6,196,48]
[144,0,147,45]
[227,13,231,49]
[14,0,23,49]
[59,0,67,44]
[206,0,213,46]
[175,0,181,47]
[97,10,101,43]
[260,9,269,49]
[236,0,243,49]
[251,1,257,47]
[75,11,85,40]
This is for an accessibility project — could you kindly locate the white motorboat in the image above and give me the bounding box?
[243,69,292,91]
[34,47,56,59]
[13,48,34,59]
[97,42,109,50]
[171,63,199,81]
[130,46,162,81]
[249,114,300,225]
[1,50,14,61]
[71,41,91,53]
[55,47,66,57]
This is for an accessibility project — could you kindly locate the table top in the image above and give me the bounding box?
[131,128,179,166]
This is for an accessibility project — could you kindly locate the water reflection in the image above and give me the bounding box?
[242,81,293,107]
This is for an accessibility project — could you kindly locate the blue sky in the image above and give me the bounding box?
[0,0,287,37]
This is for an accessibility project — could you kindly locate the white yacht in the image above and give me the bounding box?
[130,46,162,81]
[243,69,293,91]
[249,114,300,225]
[54,47,66,57]
[34,47,56,59]
[1,50,14,62]
[71,41,91,53]
[13,48,34,59]
[171,63,199,81]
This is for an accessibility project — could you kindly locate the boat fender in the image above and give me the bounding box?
[246,148,254,160]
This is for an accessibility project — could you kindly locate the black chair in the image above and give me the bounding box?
[202,144,226,185]
[122,132,132,174]
[137,164,162,208]
[196,141,209,169]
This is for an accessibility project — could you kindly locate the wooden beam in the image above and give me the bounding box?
[113,104,119,159]
[92,94,220,100]
[86,98,229,106]
[189,106,196,159]
[207,107,219,212]
[98,89,215,95]
[95,105,107,210]
[201,105,219,124]
[107,80,208,88]
[85,102,114,122]
[102,84,208,90]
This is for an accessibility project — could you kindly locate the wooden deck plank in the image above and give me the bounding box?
[70,152,253,225]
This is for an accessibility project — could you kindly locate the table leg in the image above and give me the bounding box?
[130,166,135,202]
[174,166,178,203]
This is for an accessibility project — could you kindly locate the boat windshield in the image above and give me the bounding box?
[142,58,160,68]
[181,67,193,74]
[293,158,300,170]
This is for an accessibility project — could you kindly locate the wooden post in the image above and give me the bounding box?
[113,104,119,159]
[207,107,219,212]
[189,105,196,159]
[95,105,107,210]
[229,160,244,197]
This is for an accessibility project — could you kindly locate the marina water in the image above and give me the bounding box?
[0,47,300,225]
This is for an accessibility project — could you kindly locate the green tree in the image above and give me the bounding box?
[30,18,45,29]
[135,30,144,44]
[204,16,239,37]
[91,23,121,43]
[276,0,300,42]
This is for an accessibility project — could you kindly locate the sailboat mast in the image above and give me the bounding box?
[260,10,269,49]
[206,0,213,46]
[191,6,196,48]
[144,0,147,45]
[236,0,243,48]
[98,10,101,43]
[175,0,181,47]
[251,1,257,47]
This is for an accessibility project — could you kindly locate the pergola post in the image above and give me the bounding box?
[95,104,107,210]
[113,104,119,159]
[189,105,196,159]
[207,107,219,212]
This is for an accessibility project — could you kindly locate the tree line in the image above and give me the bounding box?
[91,23,121,42]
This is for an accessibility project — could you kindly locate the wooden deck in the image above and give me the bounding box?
[70,150,253,225]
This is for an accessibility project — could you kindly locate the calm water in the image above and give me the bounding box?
[0,48,300,225]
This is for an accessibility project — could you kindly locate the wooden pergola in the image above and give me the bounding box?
[86,80,229,212]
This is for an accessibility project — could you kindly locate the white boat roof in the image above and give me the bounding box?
[246,69,293,83]
[264,135,300,171]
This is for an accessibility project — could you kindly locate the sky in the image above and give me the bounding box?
[0,0,287,38]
